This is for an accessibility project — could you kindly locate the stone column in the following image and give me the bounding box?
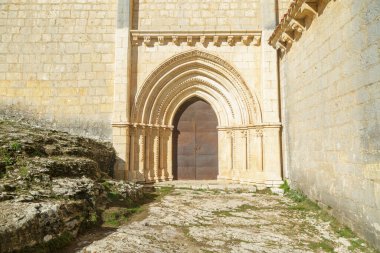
[153,128,160,182]
[128,127,136,181]
[144,127,152,182]
[233,129,247,182]
[146,127,155,182]
[263,125,283,187]
[159,128,167,181]
[137,126,145,182]
[232,129,241,182]
[166,128,173,181]
[248,127,266,187]
[217,128,232,181]
[111,0,133,180]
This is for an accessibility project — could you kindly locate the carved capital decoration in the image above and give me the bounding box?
[187,36,193,46]
[252,35,261,46]
[158,36,164,45]
[172,36,179,45]
[213,36,220,46]
[255,129,263,137]
[143,36,151,46]
[242,35,249,46]
[200,35,206,45]
[227,36,234,46]
[268,0,333,55]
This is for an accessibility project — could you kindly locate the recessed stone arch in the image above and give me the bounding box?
[132,49,262,127]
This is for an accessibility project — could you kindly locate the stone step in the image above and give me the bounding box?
[151,180,257,193]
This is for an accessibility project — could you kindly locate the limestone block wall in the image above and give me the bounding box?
[0,1,116,139]
[133,0,260,31]
[277,0,380,248]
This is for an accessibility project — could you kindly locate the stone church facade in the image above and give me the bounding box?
[0,0,379,249]
[111,0,283,186]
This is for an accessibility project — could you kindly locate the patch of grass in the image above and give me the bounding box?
[212,210,233,217]
[101,181,113,191]
[308,239,335,253]
[158,186,174,196]
[280,180,306,202]
[19,166,29,177]
[192,188,209,192]
[280,181,320,212]
[289,199,320,212]
[280,181,375,252]
[107,191,123,202]
[235,204,259,212]
[102,207,142,227]
[256,187,273,195]
[348,238,368,251]
[10,141,22,152]
[0,148,14,166]
[286,189,307,203]
[102,186,173,227]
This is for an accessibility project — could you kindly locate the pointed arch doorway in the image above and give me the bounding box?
[172,98,218,180]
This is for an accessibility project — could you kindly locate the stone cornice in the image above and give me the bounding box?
[268,0,332,54]
[130,30,262,47]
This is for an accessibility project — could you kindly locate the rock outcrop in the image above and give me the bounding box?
[0,120,143,253]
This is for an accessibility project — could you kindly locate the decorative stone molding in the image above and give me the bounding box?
[143,36,151,46]
[172,35,179,45]
[187,36,193,46]
[200,35,206,45]
[158,36,164,45]
[132,49,262,126]
[131,30,262,47]
[268,0,332,55]
[227,36,234,46]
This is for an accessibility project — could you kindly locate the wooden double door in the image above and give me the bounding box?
[172,98,218,180]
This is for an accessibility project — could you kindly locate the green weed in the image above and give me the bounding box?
[308,239,335,253]
[19,166,29,177]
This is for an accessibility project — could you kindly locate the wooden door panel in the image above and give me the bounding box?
[196,166,218,180]
[173,98,218,180]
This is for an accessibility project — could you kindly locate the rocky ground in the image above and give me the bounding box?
[0,120,144,253]
[0,120,377,253]
[80,187,377,253]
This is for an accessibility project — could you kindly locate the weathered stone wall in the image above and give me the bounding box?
[133,0,260,31]
[0,1,116,139]
[279,0,380,248]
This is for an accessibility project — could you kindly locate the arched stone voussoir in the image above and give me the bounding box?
[149,76,237,125]
[132,49,262,126]
[163,87,231,127]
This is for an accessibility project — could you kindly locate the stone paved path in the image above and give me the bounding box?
[79,188,375,253]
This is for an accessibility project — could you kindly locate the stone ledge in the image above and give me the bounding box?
[268,0,333,55]
[130,30,262,47]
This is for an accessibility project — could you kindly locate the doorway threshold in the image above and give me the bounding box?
[153,180,257,193]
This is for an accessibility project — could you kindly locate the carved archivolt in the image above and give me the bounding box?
[132,50,262,127]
